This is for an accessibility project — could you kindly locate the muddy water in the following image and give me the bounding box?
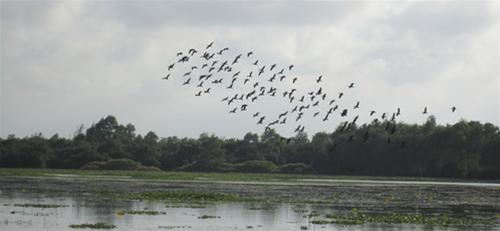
[0,191,496,231]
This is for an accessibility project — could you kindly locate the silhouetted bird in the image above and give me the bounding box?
[423,107,428,114]
[348,82,354,88]
[195,91,202,96]
[188,48,197,56]
[316,75,322,83]
[241,104,248,111]
[168,63,175,71]
[183,78,191,85]
[338,92,344,99]
[354,101,360,109]
[229,107,237,113]
[253,112,260,117]
[288,65,294,70]
[323,114,329,121]
[232,54,242,65]
[294,125,301,132]
[258,66,265,76]
[341,109,348,117]
[253,60,259,65]
[204,88,211,94]
[162,73,170,80]
[451,106,456,112]
[396,107,401,116]
[176,52,183,56]
[270,64,277,71]
[206,42,214,49]
[370,110,376,116]
[247,51,253,57]
[257,116,265,124]
[292,77,298,84]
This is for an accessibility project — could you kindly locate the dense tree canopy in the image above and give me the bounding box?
[1,115,499,179]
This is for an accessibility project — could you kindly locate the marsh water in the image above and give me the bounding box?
[1,190,497,231]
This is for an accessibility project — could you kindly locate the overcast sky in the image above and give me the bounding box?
[1,0,499,139]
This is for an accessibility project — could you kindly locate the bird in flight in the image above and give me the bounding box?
[316,75,322,83]
[168,63,175,71]
[354,101,360,109]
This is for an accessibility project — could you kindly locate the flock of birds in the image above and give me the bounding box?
[161,42,457,148]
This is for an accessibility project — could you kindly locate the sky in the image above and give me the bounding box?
[1,0,499,139]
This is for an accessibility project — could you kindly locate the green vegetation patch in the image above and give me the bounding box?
[69,222,116,229]
[198,214,220,219]
[116,191,243,202]
[13,203,67,208]
[314,210,496,227]
[116,210,166,215]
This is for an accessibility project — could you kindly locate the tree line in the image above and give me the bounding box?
[0,115,499,179]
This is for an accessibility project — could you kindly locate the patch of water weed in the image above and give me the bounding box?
[321,209,496,227]
[158,225,192,229]
[300,225,308,230]
[13,203,67,208]
[69,222,116,229]
[116,191,243,202]
[165,204,207,208]
[116,210,166,215]
[248,203,275,210]
[198,214,220,219]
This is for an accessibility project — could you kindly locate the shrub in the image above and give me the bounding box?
[101,158,140,170]
[80,158,160,171]
[80,161,105,170]
[233,160,278,173]
[280,163,314,174]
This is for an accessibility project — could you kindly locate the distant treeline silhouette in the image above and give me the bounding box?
[1,115,499,179]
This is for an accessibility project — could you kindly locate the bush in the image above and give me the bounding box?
[280,163,314,174]
[176,161,229,172]
[136,165,161,171]
[233,160,278,173]
[80,161,105,170]
[80,158,160,171]
[101,158,140,170]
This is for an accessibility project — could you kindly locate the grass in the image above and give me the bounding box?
[69,222,116,229]
[1,168,496,183]
[309,209,496,227]
[115,191,244,202]
[115,210,166,215]
[13,203,67,208]
[198,214,220,219]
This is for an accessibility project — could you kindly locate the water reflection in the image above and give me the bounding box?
[0,191,496,231]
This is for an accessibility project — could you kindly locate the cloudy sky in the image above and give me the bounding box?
[1,0,499,139]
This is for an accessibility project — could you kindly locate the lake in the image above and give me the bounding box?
[1,190,497,231]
